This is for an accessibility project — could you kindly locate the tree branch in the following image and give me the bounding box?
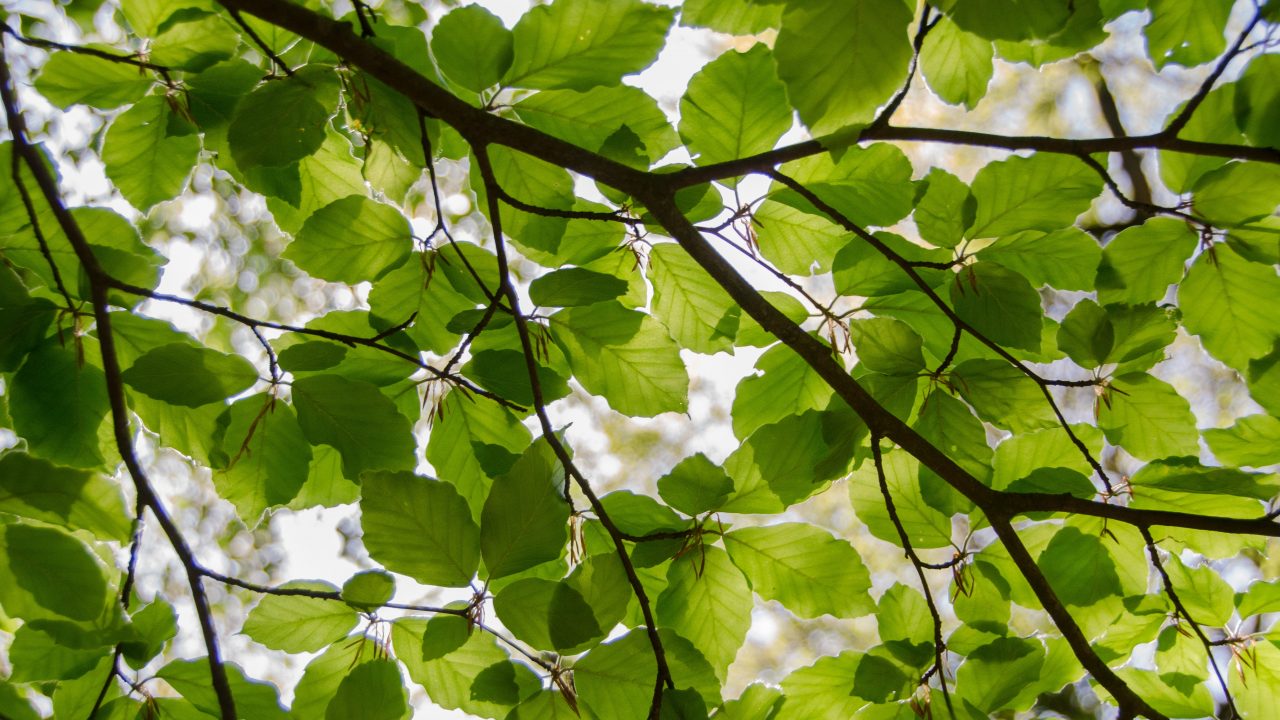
[473,145,673,719]
[0,45,238,720]
[1163,8,1263,137]
[871,435,953,715]
[1139,527,1238,719]
[767,168,1117,495]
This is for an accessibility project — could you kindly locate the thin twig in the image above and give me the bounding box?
[1,23,173,83]
[10,144,76,310]
[768,169,1117,495]
[1139,527,1239,719]
[473,145,673,720]
[227,7,294,76]
[106,280,523,411]
[871,435,953,715]
[1,44,238,720]
[1163,9,1263,137]
[866,5,938,133]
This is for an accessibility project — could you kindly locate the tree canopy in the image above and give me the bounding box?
[1,0,1279,719]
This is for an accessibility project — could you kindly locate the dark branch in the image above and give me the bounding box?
[871,435,953,714]
[1163,9,1263,137]
[1139,527,1238,719]
[767,168,1117,494]
[474,145,673,719]
[0,44,238,720]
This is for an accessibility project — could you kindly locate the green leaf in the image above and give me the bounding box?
[1204,415,1280,467]
[462,349,571,407]
[849,317,925,375]
[291,374,416,478]
[1057,299,1114,369]
[947,0,1073,41]
[8,625,107,682]
[1163,554,1234,625]
[779,143,916,228]
[956,637,1045,714]
[325,659,408,720]
[1144,0,1231,69]
[566,553,632,639]
[1112,668,1213,718]
[914,168,975,249]
[574,629,657,718]
[1231,641,1280,720]
[473,146,575,256]
[773,0,913,133]
[967,154,1101,239]
[159,659,288,719]
[877,584,934,669]
[102,96,199,211]
[494,578,602,653]
[1096,218,1197,305]
[680,0,782,35]
[120,0,202,37]
[920,17,994,109]
[980,227,1101,291]
[751,199,849,275]
[123,343,257,407]
[1105,303,1178,367]
[832,234,945,298]
[361,471,480,587]
[1160,86,1242,193]
[657,453,734,516]
[431,5,514,92]
[149,10,236,71]
[10,343,109,468]
[599,490,686,536]
[680,45,791,169]
[212,396,311,524]
[34,53,153,109]
[284,196,412,284]
[1192,162,1280,228]
[729,332,831,439]
[295,129,370,219]
[341,569,395,611]
[0,523,109,622]
[481,441,570,579]
[1235,54,1280,150]
[1038,527,1121,607]
[427,389,531,517]
[717,684,783,720]
[1237,580,1280,618]
[648,243,740,354]
[736,291,811,347]
[725,523,873,619]
[1130,458,1278,501]
[950,262,1043,352]
[914,390,992,493]
[657,546,753,679]
[395,618,541,717]
[227,70,334,170]
[1099,373,1199,461]
[529,267,629,307]
[0,452,131,542]
[775,652,867,719]
[241,581,357,653]
[504,0,675,91]
[849,448,953,549]
[515,86,678,166]
[1178,245,1280,373]
[0,297,56,373]
[952,359,1059,432]
[551,302,689,417]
